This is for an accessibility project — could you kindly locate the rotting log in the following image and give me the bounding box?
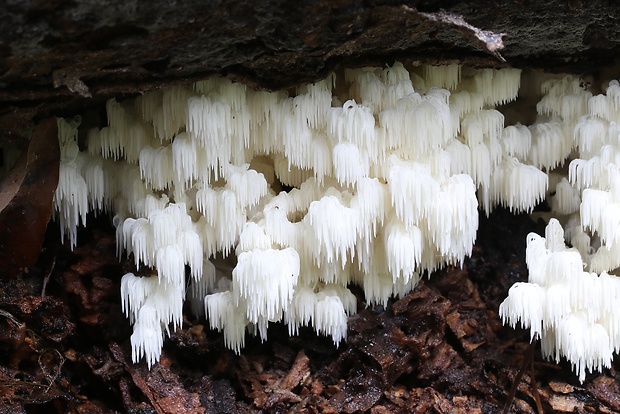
[2,0,620,135]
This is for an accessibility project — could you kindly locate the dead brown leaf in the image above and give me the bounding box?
[109,343,204,414]
[281,350,310,391]
[588,376,620,411]
[0,118,59,278]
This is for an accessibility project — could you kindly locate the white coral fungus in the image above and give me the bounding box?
[55,63,620,383]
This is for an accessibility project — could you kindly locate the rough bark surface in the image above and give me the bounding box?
[2,0,620,135]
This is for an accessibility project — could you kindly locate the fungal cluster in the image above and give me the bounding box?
[54,63,620,382]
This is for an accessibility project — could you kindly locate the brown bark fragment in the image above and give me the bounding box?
[0,118,59,278]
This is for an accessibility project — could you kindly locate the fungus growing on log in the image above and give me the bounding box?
[54,62,620,382]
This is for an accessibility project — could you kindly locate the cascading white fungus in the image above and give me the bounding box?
[232,248,300,325]
[305,192,359,266]
[53,63,620,383]
[422,64,461,90]
[384,212,423,282]
[501,217,620,383]
[501,123,531,160]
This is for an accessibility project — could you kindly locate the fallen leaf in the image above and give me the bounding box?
[0,118,59,278]
[548,394,585,412]
[280,350,310,391]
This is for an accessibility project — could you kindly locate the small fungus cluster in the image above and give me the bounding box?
[499,78,620,383]
[53,62,620,382]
